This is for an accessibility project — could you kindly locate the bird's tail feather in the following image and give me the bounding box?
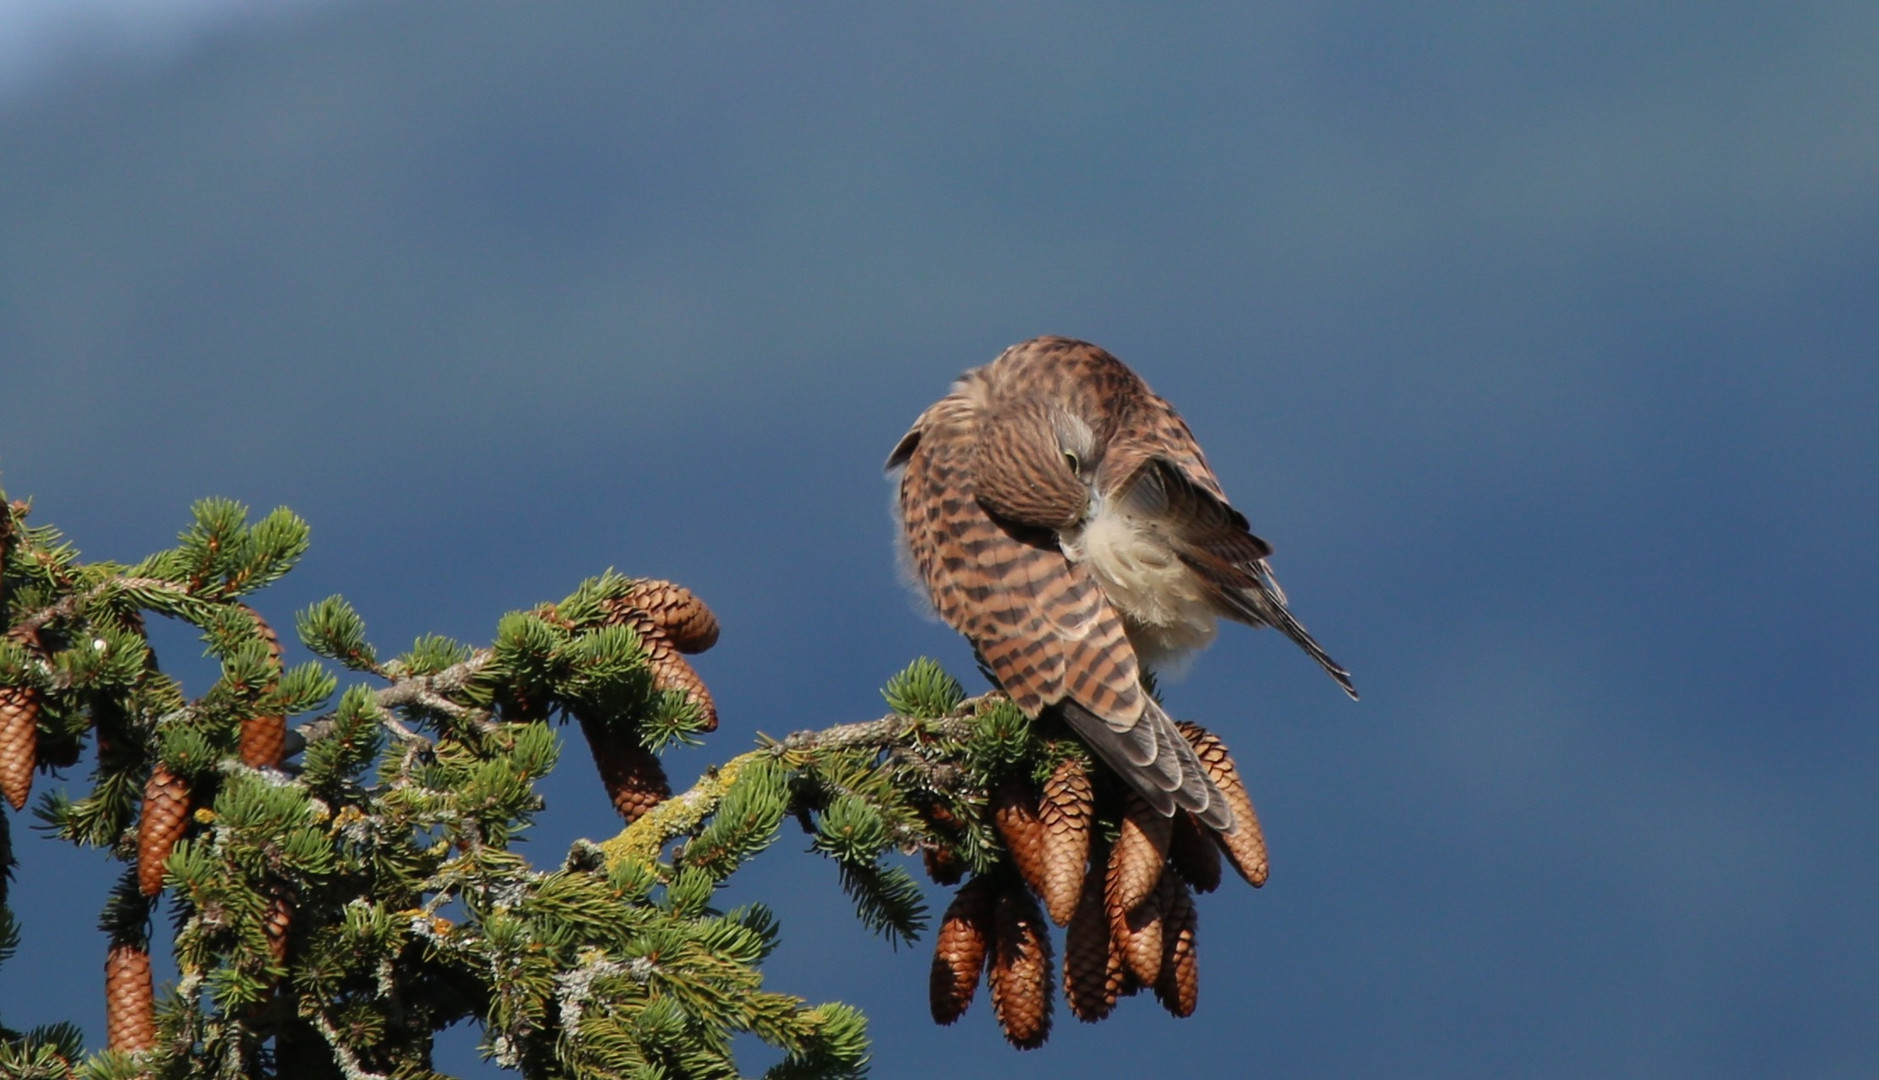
[1215,572,1359,700]
[1058,698,1235,831]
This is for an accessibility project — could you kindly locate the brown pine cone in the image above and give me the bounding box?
[988,884,1054,1050]
[577,716,670,824]
[1036,756,1092,925]
[1177,722,1268,887]
[1168,810,1222,894]
[602,582,720,731]
[238,606,288,769]
[0,684,40,811]
[1153,871,1199,1017]
[105,941,156,1052]
[922,844,964,886]
[1106,790,1173,917]
[1112,886,1157,991]
[629,620,718,733]
[619,580,720,654]
[137,763,191,896]
[991,777,1050,898]
[1062,853,1124,1022]
[263,883,294,967]
[1113,876,1165,988]
[929,874,997,1025]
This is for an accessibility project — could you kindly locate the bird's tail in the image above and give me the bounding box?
[1267,595,1359,700]
[1215,570,1358,700]
[1057,697,1236,832]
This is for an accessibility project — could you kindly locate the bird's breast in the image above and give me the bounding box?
[1063,502,1218,671]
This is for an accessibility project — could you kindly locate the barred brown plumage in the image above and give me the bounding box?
[1177,722,1269,886]
[105,941,156,1052]
[929,875,997,1025]
[888,336,1355,833]
[137,763,190,896]
[988,884,1054,1049]
[1037,755,1093,925]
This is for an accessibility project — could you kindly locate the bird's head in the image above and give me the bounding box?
[973,396,1100,531]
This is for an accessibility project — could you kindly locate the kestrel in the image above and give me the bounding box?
[888,336,1355,830]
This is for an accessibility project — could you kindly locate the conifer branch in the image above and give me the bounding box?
[597,708,983,875]
[7,576,188,637]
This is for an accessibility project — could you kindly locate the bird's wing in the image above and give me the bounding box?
[890,396,1230,825]
[1109,401,1359,699]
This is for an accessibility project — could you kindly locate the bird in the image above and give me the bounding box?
[887,336,1355,831]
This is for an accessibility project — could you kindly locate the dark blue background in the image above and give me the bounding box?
[2,4,1874,1076]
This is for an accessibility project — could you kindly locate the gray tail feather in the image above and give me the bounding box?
[1058,699,1235,832]
[1221,574,1359,700]
[1268,598,1359,700]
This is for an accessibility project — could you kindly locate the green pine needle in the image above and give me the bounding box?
[880,658,963,720]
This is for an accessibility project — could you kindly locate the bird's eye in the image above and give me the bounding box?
[1062,450,1081,473]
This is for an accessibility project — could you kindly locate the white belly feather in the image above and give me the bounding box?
[1064,503,1218,673]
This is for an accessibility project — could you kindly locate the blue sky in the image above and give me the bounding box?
[1,4,1875,1077]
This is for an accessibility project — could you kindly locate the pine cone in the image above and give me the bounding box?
[1063,853,1124,1022]
[1106,790,1173,916]
[105,941,156,1052]
[1037,756,1092,925]
[1153,871,1199,1017]
[263,882,294,967]
[991,777,1050,899]
[988,884,1054,1050]
[1168,810,1222,893]
[1177,722,1268,886]
[620,579,720,653]
[929,874,997,1025]
[0,684,40,811]
[238,606,287,769]
[603,582,720,731]
[1113,876,1165,988]
[577,716,670,824]
[923,843,964,886]
[137,764,190,896]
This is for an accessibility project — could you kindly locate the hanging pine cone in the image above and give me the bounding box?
[1062,854,1124,1022]
[1153,870,1200,1017]
[105,941,156,1052]
[602,583,720,732]
[988,884,1054,1050]
[929,874,997,1025]
[578,715,670,824]
[137,763,190,896]
[1106,790,1173,917]
[263,882,294,967]
[1036,755,1092,925]
[990,777,1050,899]
[1112,875,1165,989]
[1177,722,1268,886]
[922,843,965,886]
[0,684,41,811]
[1168,810,1222,894]
[238,606,288,769]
